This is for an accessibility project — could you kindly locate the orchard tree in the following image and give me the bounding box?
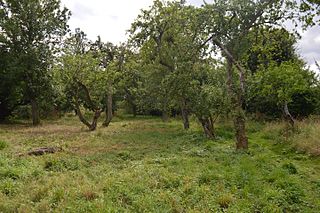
[253,62,312,127]
[90,37,120,127]
[129,0,186,122]
[129,0,212,129]
[0,0,70,125]
[190,60,230,139]
[0,40,24,121]
[117,49,143,117]
[201,0,296,149]
[55,30,107,131]
[243,27,308,118]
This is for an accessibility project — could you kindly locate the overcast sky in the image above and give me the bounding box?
[61,0,320,72]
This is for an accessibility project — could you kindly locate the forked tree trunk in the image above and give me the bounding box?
[74,101,102,131]
[284,102,295,128]
[198,116,215,139]
[226,58,248,150]
[31,98,40,126]
[181,99,190,130]
[90,110,102,131]
[103,91,113,127]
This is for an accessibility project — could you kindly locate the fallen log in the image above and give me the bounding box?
[18,147,62,157]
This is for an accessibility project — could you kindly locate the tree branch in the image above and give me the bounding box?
[210,36,246,93]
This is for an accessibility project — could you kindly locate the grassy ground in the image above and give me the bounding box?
[0,115,319,212]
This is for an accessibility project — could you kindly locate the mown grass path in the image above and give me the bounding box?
[0,116,319,212]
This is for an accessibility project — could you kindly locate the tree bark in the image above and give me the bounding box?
[226,58,248,150]
[74,99,102,131]
[181,99,190,130]
[284,102,295,128]
[31,98,40,126]
[103,91,113,127]
[162,110,169,122]
[198,116,215,139]
[161,101,169,122]
[233,109,248,150]
[0,103,11,122]
[132,104,137,117]
[90,110,102,131]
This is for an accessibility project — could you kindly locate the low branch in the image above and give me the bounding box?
[77,81,96,110]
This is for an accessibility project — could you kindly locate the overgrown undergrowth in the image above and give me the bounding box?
[0,116,319,212]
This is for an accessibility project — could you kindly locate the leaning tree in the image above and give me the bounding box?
[200,0,303,149]
[55,30,107,131]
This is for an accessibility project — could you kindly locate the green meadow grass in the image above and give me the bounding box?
[0,116,319,212]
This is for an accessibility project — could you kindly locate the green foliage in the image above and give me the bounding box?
[244,27,299,74]
[0,141,8,150]
[253,62,311,106]
[55,52,106,110]
[0,0,70,123]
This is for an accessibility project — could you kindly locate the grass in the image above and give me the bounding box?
[0,115,319,212]
[291,119,320,156]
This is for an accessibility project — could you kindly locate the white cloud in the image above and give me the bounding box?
[297,26,320,72]
[61,0,153,44]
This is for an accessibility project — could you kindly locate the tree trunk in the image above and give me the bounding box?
[162,111,169,122]
[181,100,190,130]
[103,91,113,127]
[198,116,215,139]
[31,98,40,126]
[90,110,102,131]
[226,58,248,150]
[161,102,169,122]
[0,104,11,122]
[284,102,295,128]
[74,100,102,131]
[132,104,137,117]
[234,109,248,150]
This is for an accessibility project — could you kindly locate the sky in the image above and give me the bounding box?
[61,0,320,72]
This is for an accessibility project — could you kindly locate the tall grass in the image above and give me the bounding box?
[292,119,320,156]
[260,117,320,156]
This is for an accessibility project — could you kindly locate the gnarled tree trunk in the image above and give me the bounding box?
[103,91,113,127]
[31,98,40,126]
[198,116,215,139]
[284,102,295,128]
[226,58,248,150]
[74,100,102,131]
[161,101,169,122]
[180,99,189,130]
[90,110,102,131]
